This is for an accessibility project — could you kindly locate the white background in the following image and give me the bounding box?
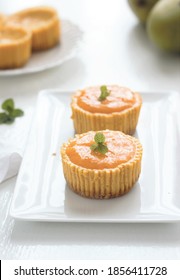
[0,0,180,260]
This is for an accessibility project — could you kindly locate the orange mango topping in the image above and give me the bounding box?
[66,131,135,170]
[77,85,136,114]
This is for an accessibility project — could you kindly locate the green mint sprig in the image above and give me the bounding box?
[90,132,108,155]
[98,85,110,101]
[0,98,24,125]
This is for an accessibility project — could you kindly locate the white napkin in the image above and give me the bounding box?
[0,107,32,184]
[0,153,22,183]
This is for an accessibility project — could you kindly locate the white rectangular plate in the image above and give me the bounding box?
[10,90,180,222]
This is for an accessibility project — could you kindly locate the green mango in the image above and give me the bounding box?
[128,0,159,23]
[147,0,180,52]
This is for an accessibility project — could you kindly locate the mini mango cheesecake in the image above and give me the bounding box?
[0,26,31,69]
[61,130,143,199]
[7,6,60,51]
[71,85,142,135]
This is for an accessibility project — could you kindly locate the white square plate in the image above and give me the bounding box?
[10,90,180,222]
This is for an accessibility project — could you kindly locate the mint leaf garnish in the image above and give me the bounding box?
[94,132,105,143]
[11,109,24,118]
[90,132,108,155]
[5,116,14,124]
[0,112,9,124]
[90,143,98,151]
[97,144,108,154]
[2,98,14,113]
[98,85,110,101]
[0,98,24,125]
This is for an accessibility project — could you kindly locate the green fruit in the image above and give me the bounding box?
[128,0,159,23]
[147,0,180,52]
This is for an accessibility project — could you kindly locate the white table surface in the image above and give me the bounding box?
[0,0,180,260]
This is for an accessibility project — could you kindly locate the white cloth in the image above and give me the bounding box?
[0,153,22,183]
[0,107,32,184]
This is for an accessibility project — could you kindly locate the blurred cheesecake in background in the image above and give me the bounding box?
[7,6,60,51]
[0,26,31,69]
[0,13,6,28]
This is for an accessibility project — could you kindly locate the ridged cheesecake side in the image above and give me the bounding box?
[0,26,31,69]
[31,15,60,51]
